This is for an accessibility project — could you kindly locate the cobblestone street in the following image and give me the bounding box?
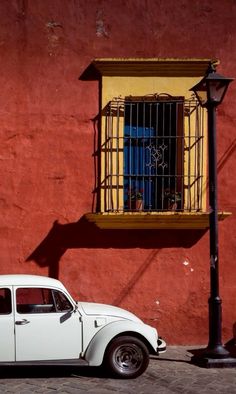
[1,347,236,393]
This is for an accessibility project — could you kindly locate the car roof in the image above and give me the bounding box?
[0,274,65,289]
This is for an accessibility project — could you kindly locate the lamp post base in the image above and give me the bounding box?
[191,346,236,368]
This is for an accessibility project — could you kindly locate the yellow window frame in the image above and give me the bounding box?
[85,58,231,229]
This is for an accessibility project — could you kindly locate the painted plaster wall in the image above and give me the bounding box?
[0,0,236,344]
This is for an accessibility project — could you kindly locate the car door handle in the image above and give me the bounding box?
[15,319,30,325]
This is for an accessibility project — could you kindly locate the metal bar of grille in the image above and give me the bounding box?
[104,106,109,211]
[116,102,120,211]
[155,103,159,210]
[109,103,113,211]
[187,100,191,211]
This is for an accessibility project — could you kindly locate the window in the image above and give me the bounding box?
[102,95,204,213]
[16,288,73,314]
[0,288,11,314]
[53,290,73,312]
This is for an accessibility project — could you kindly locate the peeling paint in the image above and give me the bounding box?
[46,21,63,29]
[96,10,109,37]
[45,20,64,56]
[183,261,189,266]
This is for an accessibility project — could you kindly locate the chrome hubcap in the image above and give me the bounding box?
[113,344,143,372]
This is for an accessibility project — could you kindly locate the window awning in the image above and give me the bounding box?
[93,58,218,77]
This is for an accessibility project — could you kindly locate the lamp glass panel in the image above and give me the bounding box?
[195,90,207,106]
[208,81,228,103]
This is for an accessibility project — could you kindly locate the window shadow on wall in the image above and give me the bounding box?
[26,216,206,279]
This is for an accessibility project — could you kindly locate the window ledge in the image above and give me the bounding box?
[84,212,231,229]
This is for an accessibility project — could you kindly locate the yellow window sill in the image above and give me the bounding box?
[84,212,231,230]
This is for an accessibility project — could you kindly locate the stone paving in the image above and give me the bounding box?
[0,346,236,393]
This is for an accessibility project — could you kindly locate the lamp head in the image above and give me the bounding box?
[190,62,234,107]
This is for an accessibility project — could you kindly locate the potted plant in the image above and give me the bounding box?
[164,189,181,211]
[127,189,144,211]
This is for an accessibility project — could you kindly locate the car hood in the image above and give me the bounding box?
[78,302,143,323]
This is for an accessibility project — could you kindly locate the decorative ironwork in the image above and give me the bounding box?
[145,143,167,170]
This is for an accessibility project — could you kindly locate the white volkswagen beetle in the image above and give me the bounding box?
[0,274,166,378]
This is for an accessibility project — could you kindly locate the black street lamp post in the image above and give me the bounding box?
[190,62,236,367]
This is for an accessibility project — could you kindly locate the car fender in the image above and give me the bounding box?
[84,320,157,366]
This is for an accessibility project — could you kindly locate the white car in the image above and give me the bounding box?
[0,274,166,378]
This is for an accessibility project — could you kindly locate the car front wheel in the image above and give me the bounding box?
[104,336,149,379]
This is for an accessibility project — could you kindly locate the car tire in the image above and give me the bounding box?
[104,335,149,379]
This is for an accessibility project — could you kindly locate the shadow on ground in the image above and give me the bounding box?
[0,365,109,379]
[151,355,190,364]
[0,356,192,380]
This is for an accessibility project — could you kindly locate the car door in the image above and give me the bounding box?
[14,286,82,361]
[0,286,15,361]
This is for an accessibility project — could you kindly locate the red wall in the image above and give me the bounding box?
[0,0,236,345]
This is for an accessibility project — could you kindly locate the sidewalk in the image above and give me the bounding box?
[0,346,236,393]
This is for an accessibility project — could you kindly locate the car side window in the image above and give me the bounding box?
[16,288,56,314]
[52,290,73,312]
[0,288,12,314]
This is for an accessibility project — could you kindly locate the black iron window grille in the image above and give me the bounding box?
[101,95,205,213]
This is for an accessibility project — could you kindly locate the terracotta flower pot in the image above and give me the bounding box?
[134,199,143,211]
[127,199,143,211]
